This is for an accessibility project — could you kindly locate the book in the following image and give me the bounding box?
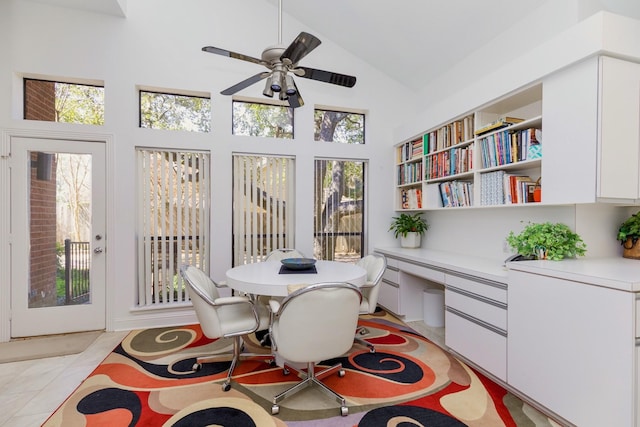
[474,116,525,136]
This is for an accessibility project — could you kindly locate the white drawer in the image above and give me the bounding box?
[382,267,399,284]
[397,260,445,283]
[385,256,399,268]
[445,310,507,381]
[379,280,400,314]
[445,273,506,304]
[445,289,507,330]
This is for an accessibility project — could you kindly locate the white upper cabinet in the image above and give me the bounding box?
[598,56,640,201]
[543,55,640,204]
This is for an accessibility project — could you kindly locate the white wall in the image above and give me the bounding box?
[0,0,418,332]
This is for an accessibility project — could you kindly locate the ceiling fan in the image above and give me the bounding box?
[201,0,356,108]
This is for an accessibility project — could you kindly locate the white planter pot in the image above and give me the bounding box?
[400,232,422,248]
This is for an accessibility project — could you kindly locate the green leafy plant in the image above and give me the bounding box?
[617,211,640,246]
[389,213,429,238]
[506,221,587,261]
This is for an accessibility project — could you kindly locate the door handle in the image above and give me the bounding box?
[94,247,104,254]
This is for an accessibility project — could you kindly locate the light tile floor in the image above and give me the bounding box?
[0,330,128,427]
[0,322,442,427]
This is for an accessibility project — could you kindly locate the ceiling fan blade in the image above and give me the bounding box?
[221,72,270,95]
[280,32,321,66]
[295,66,357,88]
[202,46,264,66]
[287,80,304,108]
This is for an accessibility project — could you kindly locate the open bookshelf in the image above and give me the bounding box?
[394,84,543,210]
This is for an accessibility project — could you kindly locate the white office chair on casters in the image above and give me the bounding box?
[354,253,387,353]
[180,264,271,392]
[264,248,307,262]
[268,282,362,417]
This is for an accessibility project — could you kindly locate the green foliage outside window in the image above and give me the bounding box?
[140,91,211,132]
[55,83,105,125]
[314,109,364,144]
[232,101,293,138]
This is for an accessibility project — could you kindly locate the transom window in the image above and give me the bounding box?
[139,90,211,132]
[314,108,364,144]
[232,100,294,139]
[23,78,104,125]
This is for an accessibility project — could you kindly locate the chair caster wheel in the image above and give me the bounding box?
[271,404,280,415]
[369,347,376,353]
[338,369,345,377]
[340,406,348,416]
[192,363,202,371]
[221,382,231,392]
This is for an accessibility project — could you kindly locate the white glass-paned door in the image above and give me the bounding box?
[10,137,106,337]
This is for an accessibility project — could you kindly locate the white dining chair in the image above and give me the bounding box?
[267,281,362,417]
[264,248,307,262]
[354,253,386,353]
[180,264,272,391]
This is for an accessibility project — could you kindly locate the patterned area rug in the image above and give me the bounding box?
[43,310,555,426]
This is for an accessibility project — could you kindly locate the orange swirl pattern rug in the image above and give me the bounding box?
[44,310,554,426]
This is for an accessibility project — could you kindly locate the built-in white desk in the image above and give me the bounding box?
[374,247,640,427]
[374,247,509,382]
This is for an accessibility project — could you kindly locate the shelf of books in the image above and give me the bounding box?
[395,137,424,209]
[394,83,544,210]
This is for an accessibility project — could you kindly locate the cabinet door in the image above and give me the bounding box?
[542,57,599,204]
[598,56,640,201]
[508,270,635,427]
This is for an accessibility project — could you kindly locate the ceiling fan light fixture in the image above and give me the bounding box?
[263,79,274,97]
[284,74,297,96]
[270,71,283,92]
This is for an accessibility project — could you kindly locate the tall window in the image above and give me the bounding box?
[314,109,364,144]
[313,109,366,261]
[24,78,104,125]
[139,90,211,132]
[314,159,365,262]
[232,155,295,265]
[232,101,294,139]
[136,149,210,306]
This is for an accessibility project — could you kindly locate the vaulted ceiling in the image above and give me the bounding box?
[16,0,640,93]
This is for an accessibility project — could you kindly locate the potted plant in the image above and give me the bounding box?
[506,221,587,261]
[617,211,640,259]
[389,213,429,248]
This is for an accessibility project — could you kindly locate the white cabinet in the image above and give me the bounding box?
[508,269,636,427]
[598,56,640,201]
[445,272,508,381]
[543,55,640,204]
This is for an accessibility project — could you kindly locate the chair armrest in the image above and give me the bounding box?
[213,296,252,306]
[214,280,228,288]
[268,299,281,314]
[359,282,376,289]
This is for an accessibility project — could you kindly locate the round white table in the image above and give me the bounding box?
[225,260,367,297]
